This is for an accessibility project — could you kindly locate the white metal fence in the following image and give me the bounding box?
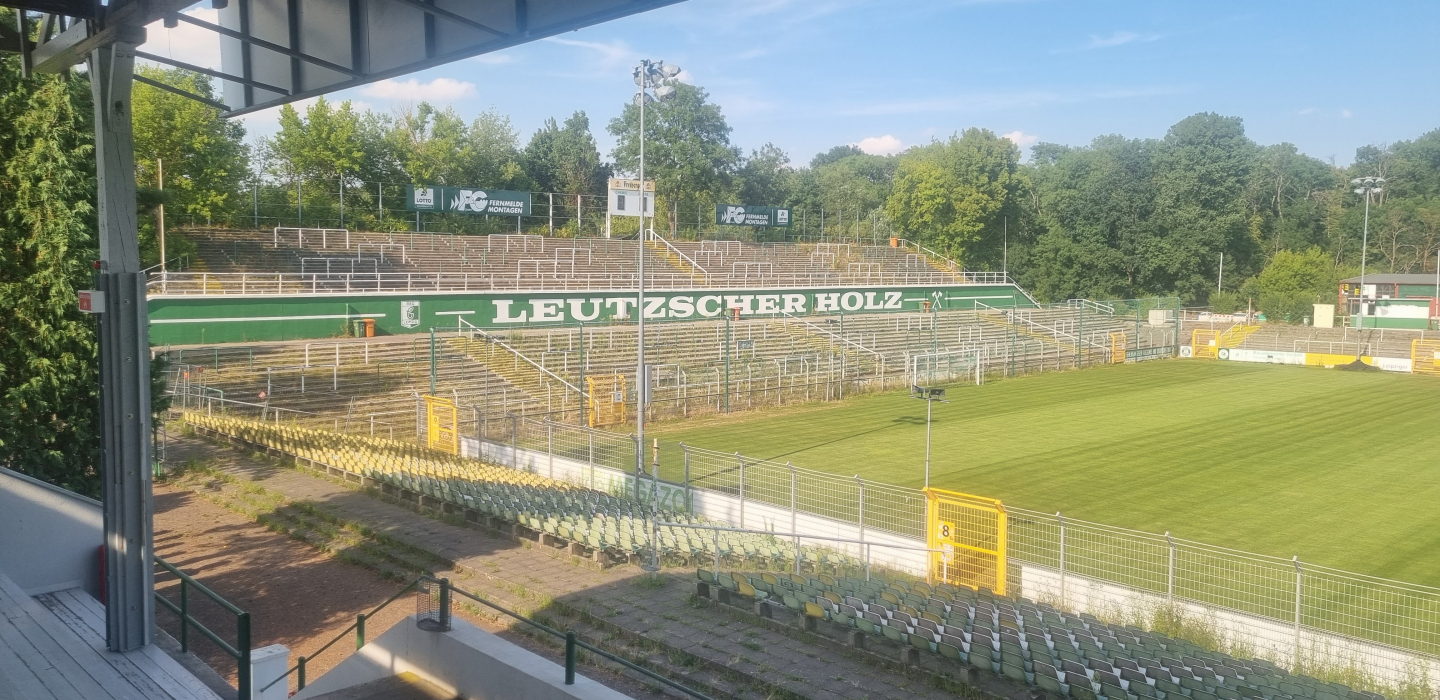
[475,414,1440,699]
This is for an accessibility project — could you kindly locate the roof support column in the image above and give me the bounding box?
[90,40,155,653]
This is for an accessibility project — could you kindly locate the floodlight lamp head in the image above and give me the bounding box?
[653,85,677,100]
[661,64,682,78]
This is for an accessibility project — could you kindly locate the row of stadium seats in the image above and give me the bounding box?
[701,569,1389,700]
[182,412,859,569]
[181,411,1390,700]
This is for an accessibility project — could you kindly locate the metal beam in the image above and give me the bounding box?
[32,20,145,73]
[135,50,290,95]
[133,74,232,110]
[220,0,687,118]
[88,41,155,653]
[377,0,507,37]
[173,12,365,79]
[0,0,98,19]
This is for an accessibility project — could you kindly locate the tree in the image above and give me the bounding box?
[0,29,103,496]
[736,143,791,207]
[608,82,740,236]
[1023,135,1159,301]
[886,129,1026,263]
[131,66,248,263]
[810,144,864,169]
[263,96,368,181]
[524,111,607,196]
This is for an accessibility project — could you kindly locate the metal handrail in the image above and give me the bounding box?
[141,254,190,274]
[646,230,710,275]
[258,578,422,693]
[779,311,883,359]
[445,583,716,700]
[154,555,252,700]
[458,319,588,399]
[259,575,715,699]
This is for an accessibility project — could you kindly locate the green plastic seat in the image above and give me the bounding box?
[1037,675,1066,695]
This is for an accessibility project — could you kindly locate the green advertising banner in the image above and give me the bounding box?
[715,204,792,228]
[147,283,1031,345]
[407,186,532,215]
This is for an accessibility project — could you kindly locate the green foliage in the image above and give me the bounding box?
[1209,291,1243,314]
[0,40,102,496]
[523,111,607,197]
[886,128,1027,262]
[608,82,741,235]
[131,66,250,225]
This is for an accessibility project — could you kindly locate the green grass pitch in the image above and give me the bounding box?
[651,360,1440,587]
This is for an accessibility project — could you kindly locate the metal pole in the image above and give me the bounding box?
[549,193,554,235]
[253,179,259,229]
[578,323,586,427]
[636,60,649,497]
[356,613,366,649]
[1218,252,1224,293]
[737,453,745,528]
[564,632,576,685]
[157,157,166,271]
[429,328,437,395]
[683,445,691,512]
[723,311,731,413]
[924,397,932,489]
[1166,531,1175,603]
[338,174,345,229]
[1359,190,1372,324]
[91,42,155,653]
[1294,556,1303,668]
[856,475,865,544]
[1057,512,1066,604]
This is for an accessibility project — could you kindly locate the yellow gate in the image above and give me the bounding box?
[423,395,459,455]
[1110,331,1128,364]
[925,488,1007,595]
[585,374,627,428]
[1191,329,1220,358]
[1413,339,1440,375]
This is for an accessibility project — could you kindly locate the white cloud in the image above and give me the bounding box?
[856,135,904,156]
[542,37,634,69]
[1341,109,1353,118]
[473,53,517,65]
[1083,30,1165,50]
[139,7,221,69]
[361,78,476,101]
[1002,131,1038,149]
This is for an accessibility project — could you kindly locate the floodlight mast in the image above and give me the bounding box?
[911,385,949,489]
[1351,177,1384,323]
[634,59,680,573]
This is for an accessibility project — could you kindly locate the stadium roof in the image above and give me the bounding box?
[1341,274,1440,285]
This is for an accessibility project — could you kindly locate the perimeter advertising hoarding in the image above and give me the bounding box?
[147,283,1029,345]
[406,186,532,215]
[715,204,792,228]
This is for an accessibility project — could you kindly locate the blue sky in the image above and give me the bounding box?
[143,0,1440,168]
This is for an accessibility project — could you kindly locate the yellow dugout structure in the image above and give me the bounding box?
[926,488,1007,595]
[423,394,459,455]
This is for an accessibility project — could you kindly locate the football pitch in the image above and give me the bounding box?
[651,360,1440,587]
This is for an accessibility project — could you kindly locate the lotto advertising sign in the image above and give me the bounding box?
[407,186,532,216]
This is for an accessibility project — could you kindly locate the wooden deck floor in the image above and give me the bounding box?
[0,572,221,700]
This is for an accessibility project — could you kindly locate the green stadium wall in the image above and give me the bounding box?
[147,283,1033,345]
